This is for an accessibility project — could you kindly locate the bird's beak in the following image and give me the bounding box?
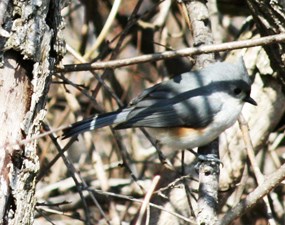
[244,96,257,106]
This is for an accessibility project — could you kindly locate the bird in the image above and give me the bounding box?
[62,57,257,150]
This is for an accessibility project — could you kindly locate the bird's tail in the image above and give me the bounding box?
[62,109,130,139]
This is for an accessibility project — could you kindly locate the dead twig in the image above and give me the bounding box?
[57,33,285,73]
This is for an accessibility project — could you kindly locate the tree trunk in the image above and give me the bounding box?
[0,0,65,224]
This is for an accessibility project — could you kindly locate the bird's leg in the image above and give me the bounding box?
[186,148,223,171]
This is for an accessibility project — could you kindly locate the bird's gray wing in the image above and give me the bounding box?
[115,75,222,129]
[129,70,208,106]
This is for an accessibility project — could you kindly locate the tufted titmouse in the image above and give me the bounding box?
[62,57,257,149]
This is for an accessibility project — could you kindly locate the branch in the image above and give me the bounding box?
[218,162,285,225]
[56,33,285,72]
[238,115,276,225]
[182,0,218,224]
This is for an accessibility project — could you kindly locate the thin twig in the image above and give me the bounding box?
[56,33,285,72]
[43,123,93,224]
[238,115,264,183]
[236,114,276,225]
[218,162,285,225]
[65,44,123,107]
[154,174,195,194]
[136,175,160,225]
[83,0,122,59]
[89,187,196,223]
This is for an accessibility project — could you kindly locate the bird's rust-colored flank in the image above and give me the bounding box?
[167,126,205,137]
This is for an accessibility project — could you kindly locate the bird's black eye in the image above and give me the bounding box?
[233,88,242,95]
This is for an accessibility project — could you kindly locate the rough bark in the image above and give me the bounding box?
[183,1,219,224]
[0,0,65,224]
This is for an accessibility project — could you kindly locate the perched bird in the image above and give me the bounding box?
[62,57,256,150]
